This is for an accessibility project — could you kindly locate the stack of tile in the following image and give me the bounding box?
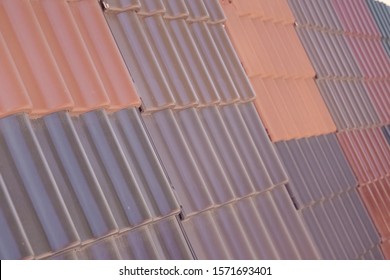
[288,0,390,258]
[222,0,384,259]
[0,0,192,260]
[103,0,319,259]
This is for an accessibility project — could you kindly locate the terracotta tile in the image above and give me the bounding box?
[358,185,390,239]
[222,2,265,77]
[0,0,74,116]
[30,0,110,114]
[68,0,141,110]
[337,128,390,184]
[0,33,31,118]
[252,77,335,141]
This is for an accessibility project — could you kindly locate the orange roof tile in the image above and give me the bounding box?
[0,0,74,116]
[68,0,140,110]
[252,77,336,141]
[0,33,32,118]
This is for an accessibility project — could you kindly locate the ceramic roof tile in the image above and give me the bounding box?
[0,114,80,258]
[104,10,176,111]
[107,108,180,218]
[301,188,380,259]
[161,0,220,106]
[0,0,74,116]
[0,33,31,119]
[331,0,380,36]
[105,0,253,108]
[67,0,140,110]
[143,102,288,216]
[0,174,34,260]
[182,185,319,259]
[252,77,336,141]
[337,128,390,184]
[221,1,315,79]
[358,179,390,240]
[237,103,288,185]
[32,112,118,243]
[183,0,241,104]
[115,216,193,260]
[364,80,390,124]
[316,79,381,129]
[30,0,110,113]
[276,134,357,209]
[71,109,180,229]
[162,0,188,19]
[1,0,140,116]
[204,1,256,102]
[47,216,193,260]
[367,0,390,38]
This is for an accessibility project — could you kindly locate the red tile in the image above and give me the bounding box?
[358,185,390,239]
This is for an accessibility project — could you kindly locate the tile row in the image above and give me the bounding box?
[104,0,255,112]
[289,0,380,36]
[275,133,357,209]
[221,0,315,79]
[358,176,390,241]
[316,79,384,130]
[0,0,140,119]
[337,127,390,185]
[220,0,336,141]
[47,216,193,260]
[181,185,320,259]
[251,77,336,141]
[142,102,288,217]
[300,189,381,259]
[0,108,180,259]
[296,27,390,79]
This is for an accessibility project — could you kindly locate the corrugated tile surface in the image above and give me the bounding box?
[221,0,336,141]
[275,134,381,259]
[289,0,390,128]
[182,185,319,259]
[0,0,186,259]
[105,0,289,218]
[289,0,390,257]
[48,216,193,260]
[1,0,389,260]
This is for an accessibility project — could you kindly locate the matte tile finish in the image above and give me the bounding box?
[0,114,80,257]
[182,186,319,259]
[32,112,118,243]
[0,33,31,118]
[275,134,357,208]
[337,128,390,184]
[0,174,33,259]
